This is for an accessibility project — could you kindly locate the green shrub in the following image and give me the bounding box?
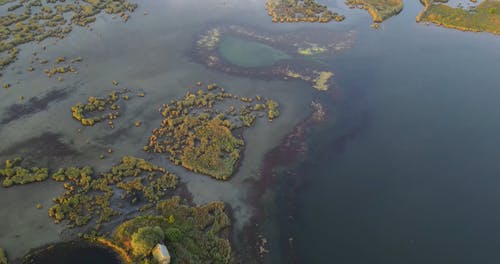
[164,227,183,242]
[131,226,164,257]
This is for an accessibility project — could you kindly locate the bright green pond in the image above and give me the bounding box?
[218,36,290,68]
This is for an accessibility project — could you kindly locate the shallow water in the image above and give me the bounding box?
[0,0,320,260]
[218,36,291,68]
[1,0,498,263]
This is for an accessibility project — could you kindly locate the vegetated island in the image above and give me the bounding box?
[0,0,137,73]
[195,24,356,91]
[265,0,345,23]
[417,0,500,35]
[1,156,233,263]
[345,0,403,23]
[71,87,144,128]
[145,83,280,180]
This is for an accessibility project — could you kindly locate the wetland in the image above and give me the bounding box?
[1,0,500,263]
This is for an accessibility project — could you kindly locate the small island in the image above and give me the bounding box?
[145,83,280,180]
[107,196,232,263]
[265,0,345,23]
[345,0,403,23]
[417,0,500,35]
[71,88,143,128]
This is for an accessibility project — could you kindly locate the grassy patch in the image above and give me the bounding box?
[418,0,500,35]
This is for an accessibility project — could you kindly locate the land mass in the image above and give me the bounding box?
[265,0,345,23]
[346,0,404,23]
[417,0,500,35]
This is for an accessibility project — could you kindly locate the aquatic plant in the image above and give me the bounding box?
[145,84,280,180]
[297,44,327,56]
[47,156,178,228]
[265,0,345,23]
[195,25,352,91]
[0,157,49,187]
[312,71,334,91]
[0,0,137,73]
[71,89,142,127]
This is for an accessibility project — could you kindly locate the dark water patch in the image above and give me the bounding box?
[96,126,130,145]
[22,241,121,264]
[0,132,79,161]
[0,88,71,125]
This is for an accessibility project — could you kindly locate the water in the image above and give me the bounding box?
[279,1,500,263]
[22,241,121,264]
[1,0,499,262]
[0,0,315,259]
[218,36,291,68]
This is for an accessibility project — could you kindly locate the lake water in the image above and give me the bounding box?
[22,241,121,264]
[273,0,500,264]
[1,0,500,263]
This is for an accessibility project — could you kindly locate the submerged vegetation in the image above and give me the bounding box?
[0,0,137,72]
[417,0,500,35]
[195,24,355,91]
[110,196,232,263]
[346,0,403,23]
[71,89,142,127]
[145,83,279,180]
[265,0,345,23]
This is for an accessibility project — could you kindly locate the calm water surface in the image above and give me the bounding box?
[283,1,500,263]
[1,0,500,263]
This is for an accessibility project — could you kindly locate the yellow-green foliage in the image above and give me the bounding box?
[312,71,334,91]
[130,226,164,257]
[146,84,280,180]
[48,156,177,228]
[0,247,7,264]
[297,45,327,56]
[0,157,49,187]
[346,0,403,22]
[113,196,231,264]
[266,0,345,23]
[418,0,500,35]
[0,0,137,71]
[71,90,141,127]
[181,118,244,180]
[266,99,280,120]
